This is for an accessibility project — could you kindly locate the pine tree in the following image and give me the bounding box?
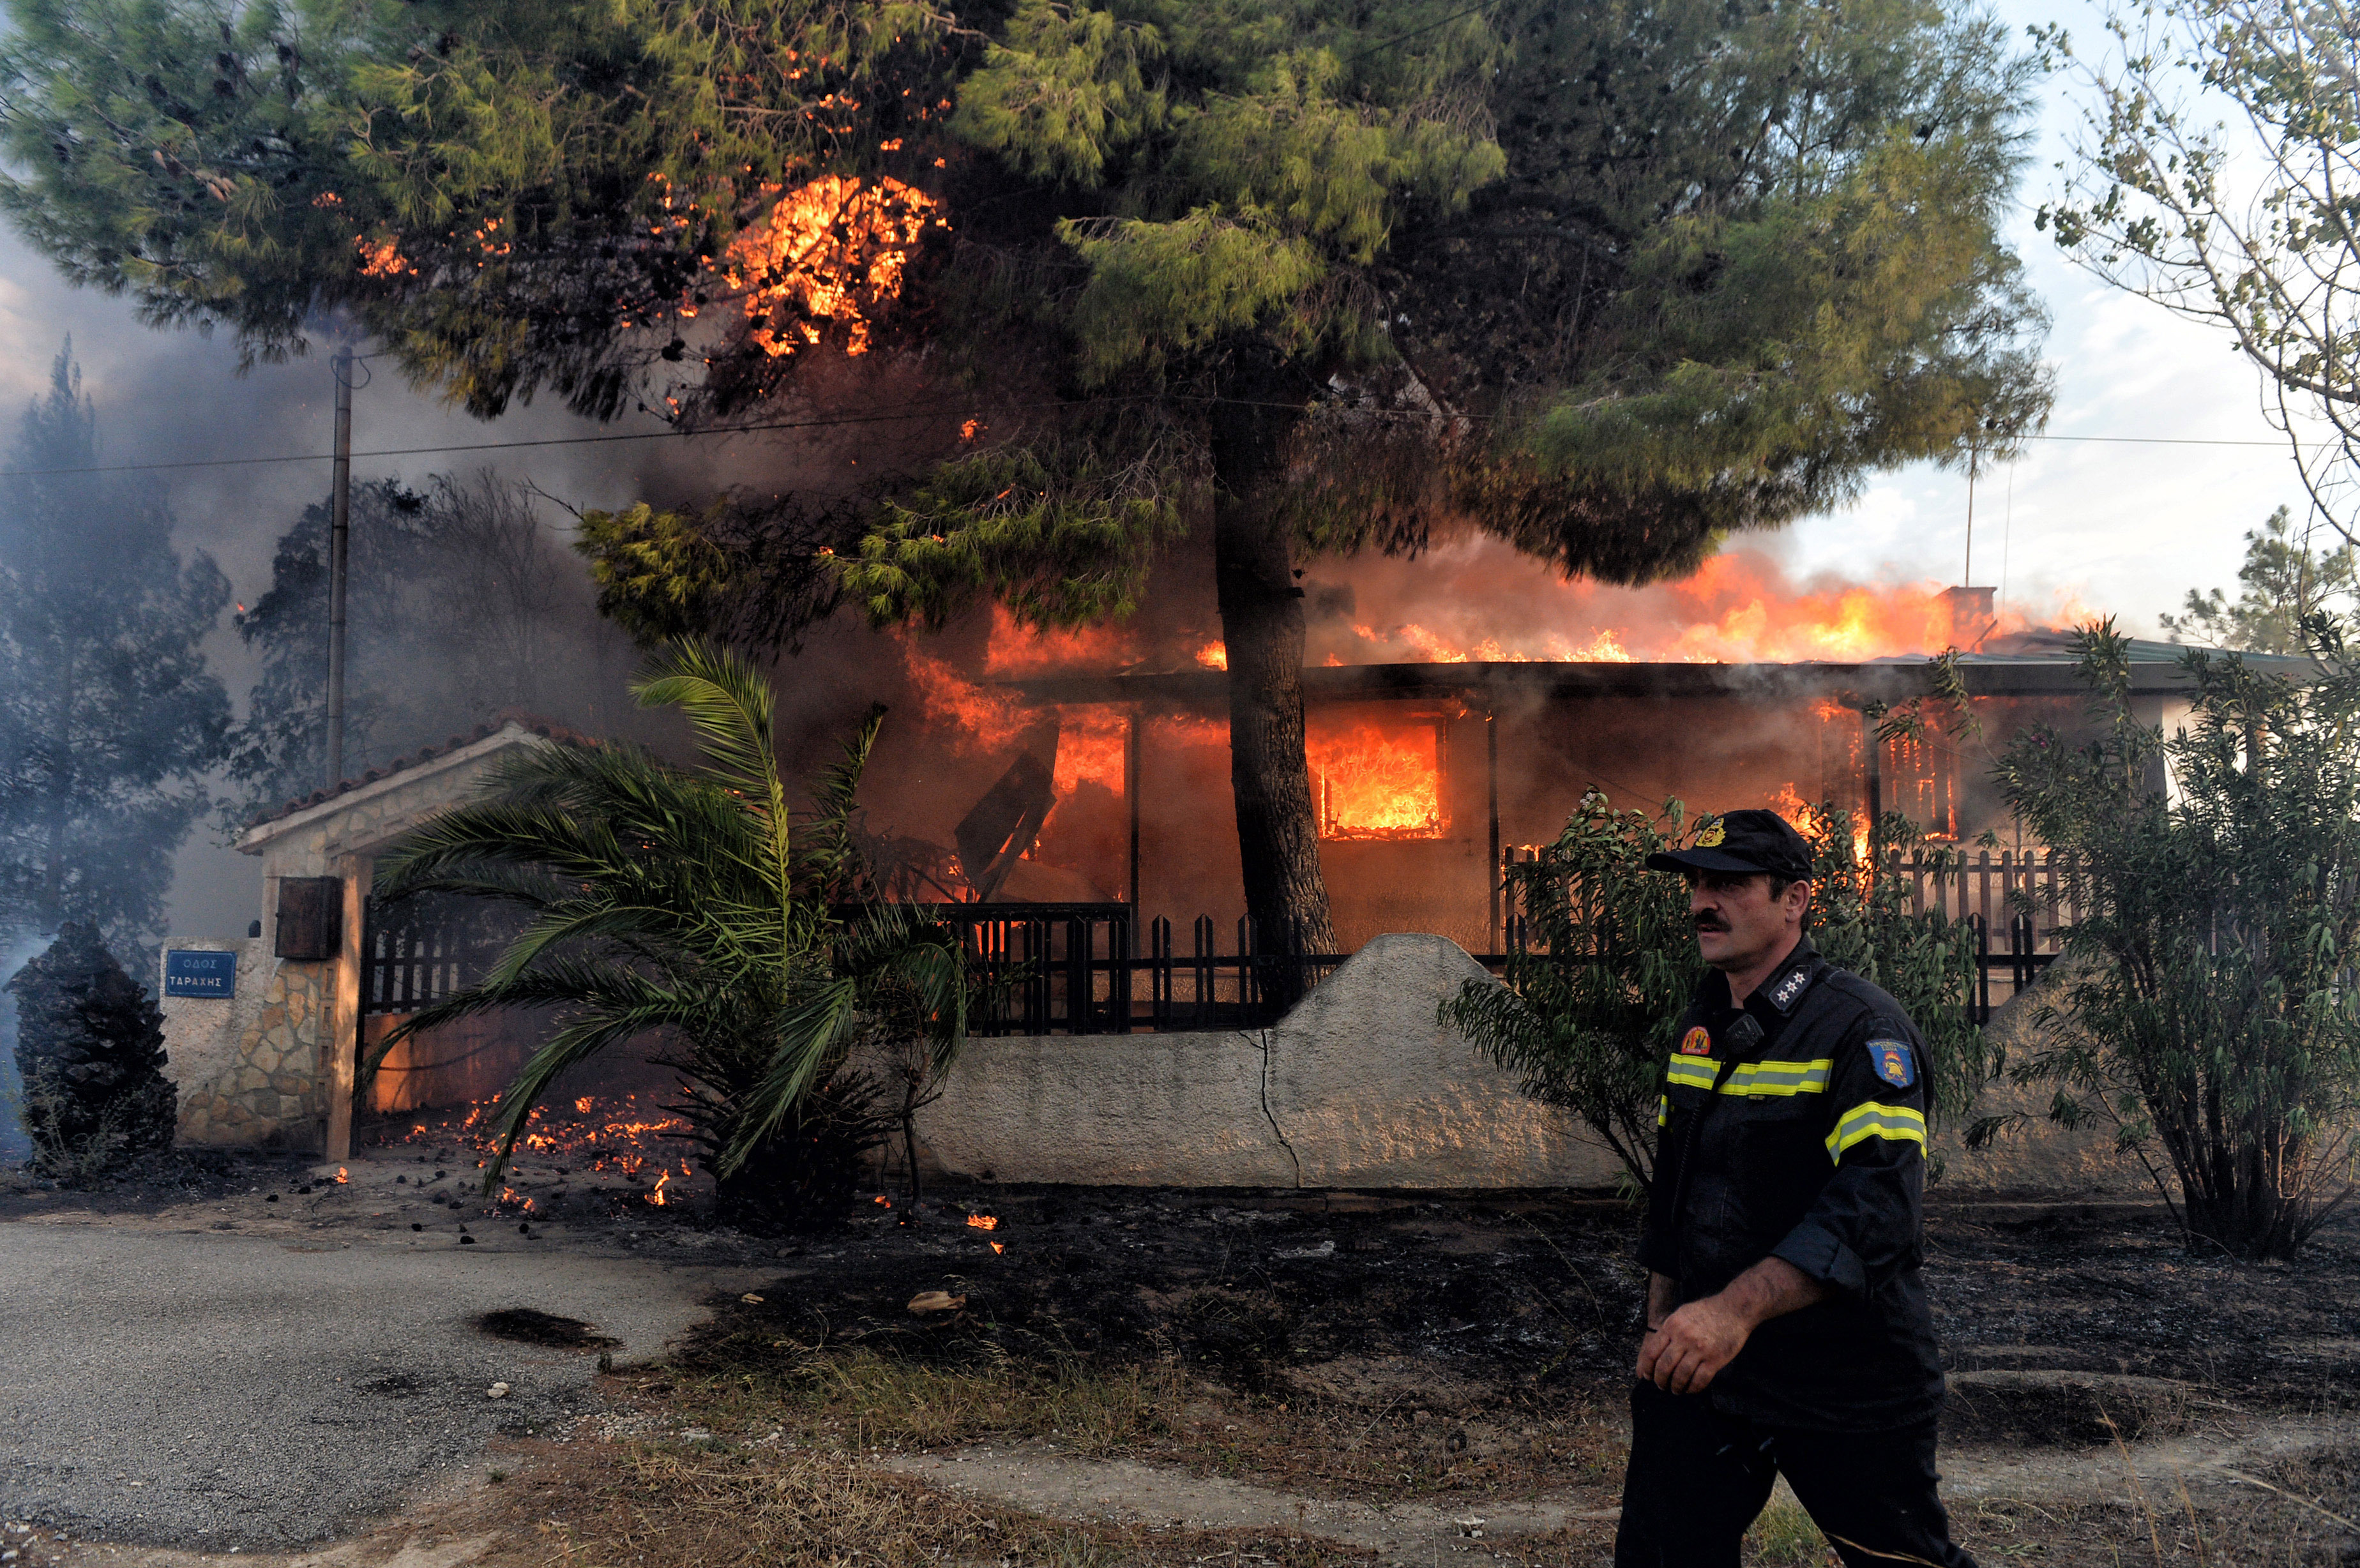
[0,0,2052,958]
[8,920,176,1175]
[0,343,230,956]
[2159,506,2356,656]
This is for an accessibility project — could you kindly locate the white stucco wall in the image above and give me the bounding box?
[907,932,1624,1189]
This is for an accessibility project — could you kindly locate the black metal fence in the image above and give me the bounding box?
[1498,847,2083,1025]
[359,896,1343,1034]
[363,850,2087,1032]
[921,904,1344,1036]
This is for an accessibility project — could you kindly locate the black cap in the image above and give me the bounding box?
[1645,809,1814,882]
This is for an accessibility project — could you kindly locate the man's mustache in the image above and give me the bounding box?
[1694,917,1730,932]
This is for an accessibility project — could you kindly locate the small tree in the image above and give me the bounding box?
[2160,506,2357,656]
[1445,790,1981,1193]
[6,921,175,1177]
[374,641,971,1230]
[1995,621,2360,1259]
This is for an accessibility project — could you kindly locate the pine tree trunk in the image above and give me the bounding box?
[1209,386,1337,988]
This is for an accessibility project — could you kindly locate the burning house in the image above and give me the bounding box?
[146,568,2303,1188]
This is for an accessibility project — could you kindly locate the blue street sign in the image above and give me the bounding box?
[163,949,238,1000]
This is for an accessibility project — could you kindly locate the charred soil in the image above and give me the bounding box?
[15,1161,2360,1564]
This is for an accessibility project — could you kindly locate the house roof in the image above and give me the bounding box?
[1003,638,2316,708]
[241,709,598,833]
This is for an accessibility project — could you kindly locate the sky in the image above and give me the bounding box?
[0,0,2310,940]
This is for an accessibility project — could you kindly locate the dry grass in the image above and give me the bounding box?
[656,1308,1628,1503]
[657,1335,1188,1456]
[482,1437,1386,1568]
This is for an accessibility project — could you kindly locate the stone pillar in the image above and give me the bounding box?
[321,853,370,1162]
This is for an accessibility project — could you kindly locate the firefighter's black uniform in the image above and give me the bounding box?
[1612,932,1976,1568]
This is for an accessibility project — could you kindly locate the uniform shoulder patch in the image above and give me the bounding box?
[1867,1037,1916,1089]
[1679,1025,1713,1057]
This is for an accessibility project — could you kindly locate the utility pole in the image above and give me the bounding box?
[325,345,353,788]
[1962,446,1978,586]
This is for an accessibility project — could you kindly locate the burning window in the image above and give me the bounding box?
[1306,709,1447,840]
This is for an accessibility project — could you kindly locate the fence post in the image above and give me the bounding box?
[1193,915,1214,1031]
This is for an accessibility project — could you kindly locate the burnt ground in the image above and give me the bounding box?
[9,1149,2360,1564]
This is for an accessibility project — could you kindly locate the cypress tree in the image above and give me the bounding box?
[7,921,175,1175]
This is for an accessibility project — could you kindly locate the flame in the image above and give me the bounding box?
[720,175,946,358]
[1310,541,2097,666]
[1306,712,1445,839]
[367,1093,695,1188]
[901,622,1128,797]
[648,1171,669,1207]
[333,1167,349,1184]
[980,605,1138,676]
[1771,782,1870,864]
[990,1241,1005,1254]
[966,1214,999,1231]
[356,236,411,278]
[1195,642,1228,670]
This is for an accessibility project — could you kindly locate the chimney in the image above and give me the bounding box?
[1940,585,1997,650]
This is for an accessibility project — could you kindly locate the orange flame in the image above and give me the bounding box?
[966,1214,999,1231]
[355,236,412,278]
[1771,783,1870,864]
[333,1167,349,1184]
[721,176,945,358]
[1312,542,2096,666]
[1195,642,1229,670]
[648,1171,669,1207]
[1306,713,1445,840]
[990,1241,1005,1254]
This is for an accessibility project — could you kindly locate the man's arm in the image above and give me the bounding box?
[1636,1258,1828,1394]
[1645,1270,1677,1332]
[1769,1022,1930,1296]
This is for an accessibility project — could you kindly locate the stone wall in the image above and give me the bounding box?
[1932,955,2148,1196]
[902,932,2156,1196]
[902,933,1624,1189]
[160,939,330,1153]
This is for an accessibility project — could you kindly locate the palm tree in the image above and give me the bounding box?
[372,641,969,1229]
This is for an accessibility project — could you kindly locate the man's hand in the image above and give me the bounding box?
[1635,1258,1828,1394]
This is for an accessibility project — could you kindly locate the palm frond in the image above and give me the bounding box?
[632,640,787,814]
[797,703,887,896]
[723,976,869,1173]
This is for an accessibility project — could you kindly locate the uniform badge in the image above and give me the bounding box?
[1767,966,1811,1012]
[1679,1026,1713,1057]
[1868,1038,1916,1089]
[1695,818,1726,848]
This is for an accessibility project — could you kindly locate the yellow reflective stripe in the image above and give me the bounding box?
[1662,1056,1833,1096]
[1656,1094,1668,1128]
[1721,1059,1832,1098]
[1665,1056,1719,1090]
[1825,1101,1928,1163]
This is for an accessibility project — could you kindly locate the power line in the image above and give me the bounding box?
[0,395,1093,480]
[0,396,2324,481]
[1342,0,1495,63]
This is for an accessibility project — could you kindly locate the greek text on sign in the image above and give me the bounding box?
[163,949,237,999]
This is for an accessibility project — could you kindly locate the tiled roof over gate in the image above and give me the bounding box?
[245,709,599,829]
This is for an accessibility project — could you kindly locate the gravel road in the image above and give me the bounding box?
[0,1221,762,1549]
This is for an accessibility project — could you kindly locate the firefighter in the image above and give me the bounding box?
[1613,808,1976,1568]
